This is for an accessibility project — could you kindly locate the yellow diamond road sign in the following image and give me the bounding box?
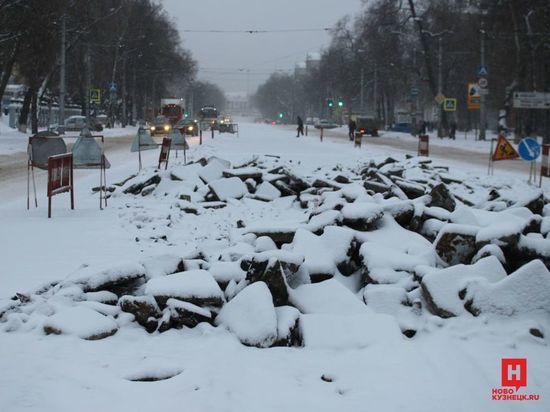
[435,93,446,104]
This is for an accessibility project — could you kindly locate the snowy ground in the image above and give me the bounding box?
[0,117,549,411]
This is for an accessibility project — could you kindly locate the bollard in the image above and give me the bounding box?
[540,144,550,187]
[354,132,362,148]
[199,129,203,145]
[320,127,324,142]
[211,127,214,139]
[305,125,308,136]
[418,134,429,157]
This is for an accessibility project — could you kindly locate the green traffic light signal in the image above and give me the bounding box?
[327,99,334,108]
[278,112,284,119]
[338,99,344,107]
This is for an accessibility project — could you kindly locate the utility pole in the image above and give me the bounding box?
[437,36,443,137]
[85,43,92,125]
[360,66,364,114]
[131,67,137,125]
[373,63,378,120]
[59,14,66,132]
[412,47,418,134]
[122,58,127,127]
[479,18,487,140]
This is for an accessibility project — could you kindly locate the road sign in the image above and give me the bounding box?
[443,98,457,112]
[410,86,419,96]
[478,78,488,88]
[492,134,519,161]
[468,83,481,110]
[478,66,489,77]
[518,138,541,161]
[90,89,101,104]
[513,92,550,109]
[109,82,117,93]
[435,93,446,104]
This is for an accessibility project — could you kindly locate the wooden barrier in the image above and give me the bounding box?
[354,132,362,148]
[47,153,74,218]
[540,144,550,187]
[418,134,429,156]
[158,137,172,170]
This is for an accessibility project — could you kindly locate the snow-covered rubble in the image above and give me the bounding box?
[2,152,550,351]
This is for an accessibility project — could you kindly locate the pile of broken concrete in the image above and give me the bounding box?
[2,154,549,347]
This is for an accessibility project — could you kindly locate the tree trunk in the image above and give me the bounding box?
[31,88,38,134]
[18,87,33,132]
[0,38,20,114]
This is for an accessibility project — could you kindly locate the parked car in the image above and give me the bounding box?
[149,115,171,136]
[390,122,411,133]
[175,118,199,136]
[314,119,339,129]
[55,115,102,132]
[95,114,108,127]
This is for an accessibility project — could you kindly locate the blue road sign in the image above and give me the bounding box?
[478,65,489,77]
[518,137,541,161]
[109,82,117,92]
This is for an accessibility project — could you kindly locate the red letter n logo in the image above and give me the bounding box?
[501,358,527,392]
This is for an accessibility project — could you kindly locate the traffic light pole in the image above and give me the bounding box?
[479,20,487,141]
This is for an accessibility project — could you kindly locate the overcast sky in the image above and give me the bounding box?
[161,0,363,95]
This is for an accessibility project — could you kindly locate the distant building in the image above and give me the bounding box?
[294,62,307,77]
[306,52,321,71]
[225,92,250,116]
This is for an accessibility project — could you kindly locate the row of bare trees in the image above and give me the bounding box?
[254,0,550,137]
[0,0,217,132]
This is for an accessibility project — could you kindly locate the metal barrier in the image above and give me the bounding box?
[47,153,74,218]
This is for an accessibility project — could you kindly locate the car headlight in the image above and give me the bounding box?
[151,126,156,131]
[187,126,194,131]
[164,125,170,131]
[220,120,225,124]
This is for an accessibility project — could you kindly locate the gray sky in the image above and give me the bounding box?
[161,0,363,95]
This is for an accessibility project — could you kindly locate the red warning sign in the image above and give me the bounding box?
[492,134,519,161]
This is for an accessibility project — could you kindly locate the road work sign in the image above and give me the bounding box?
[492,134,519,161]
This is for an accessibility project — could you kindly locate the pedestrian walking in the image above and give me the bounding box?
[296,116,304,137]
[348,119,357,141]
[449,121,457,140]
[419,120,427,135]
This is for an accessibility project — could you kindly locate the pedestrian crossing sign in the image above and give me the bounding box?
[443,98,457,112]
[90,89,101,104]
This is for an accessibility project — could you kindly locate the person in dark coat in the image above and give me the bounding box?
[348,119,357,140]
[419,120,427,135]
[296,116,304,137]
[449,120,457,140]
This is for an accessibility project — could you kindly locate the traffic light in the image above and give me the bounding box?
[327,99,334,108]
[338,99,344,108]
[278,112,284,119]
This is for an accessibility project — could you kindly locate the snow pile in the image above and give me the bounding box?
[145,270,225,307]
[215,282,277,347]
[465,260,550,315]
[43,305,118,340]
[2,151,550,350]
